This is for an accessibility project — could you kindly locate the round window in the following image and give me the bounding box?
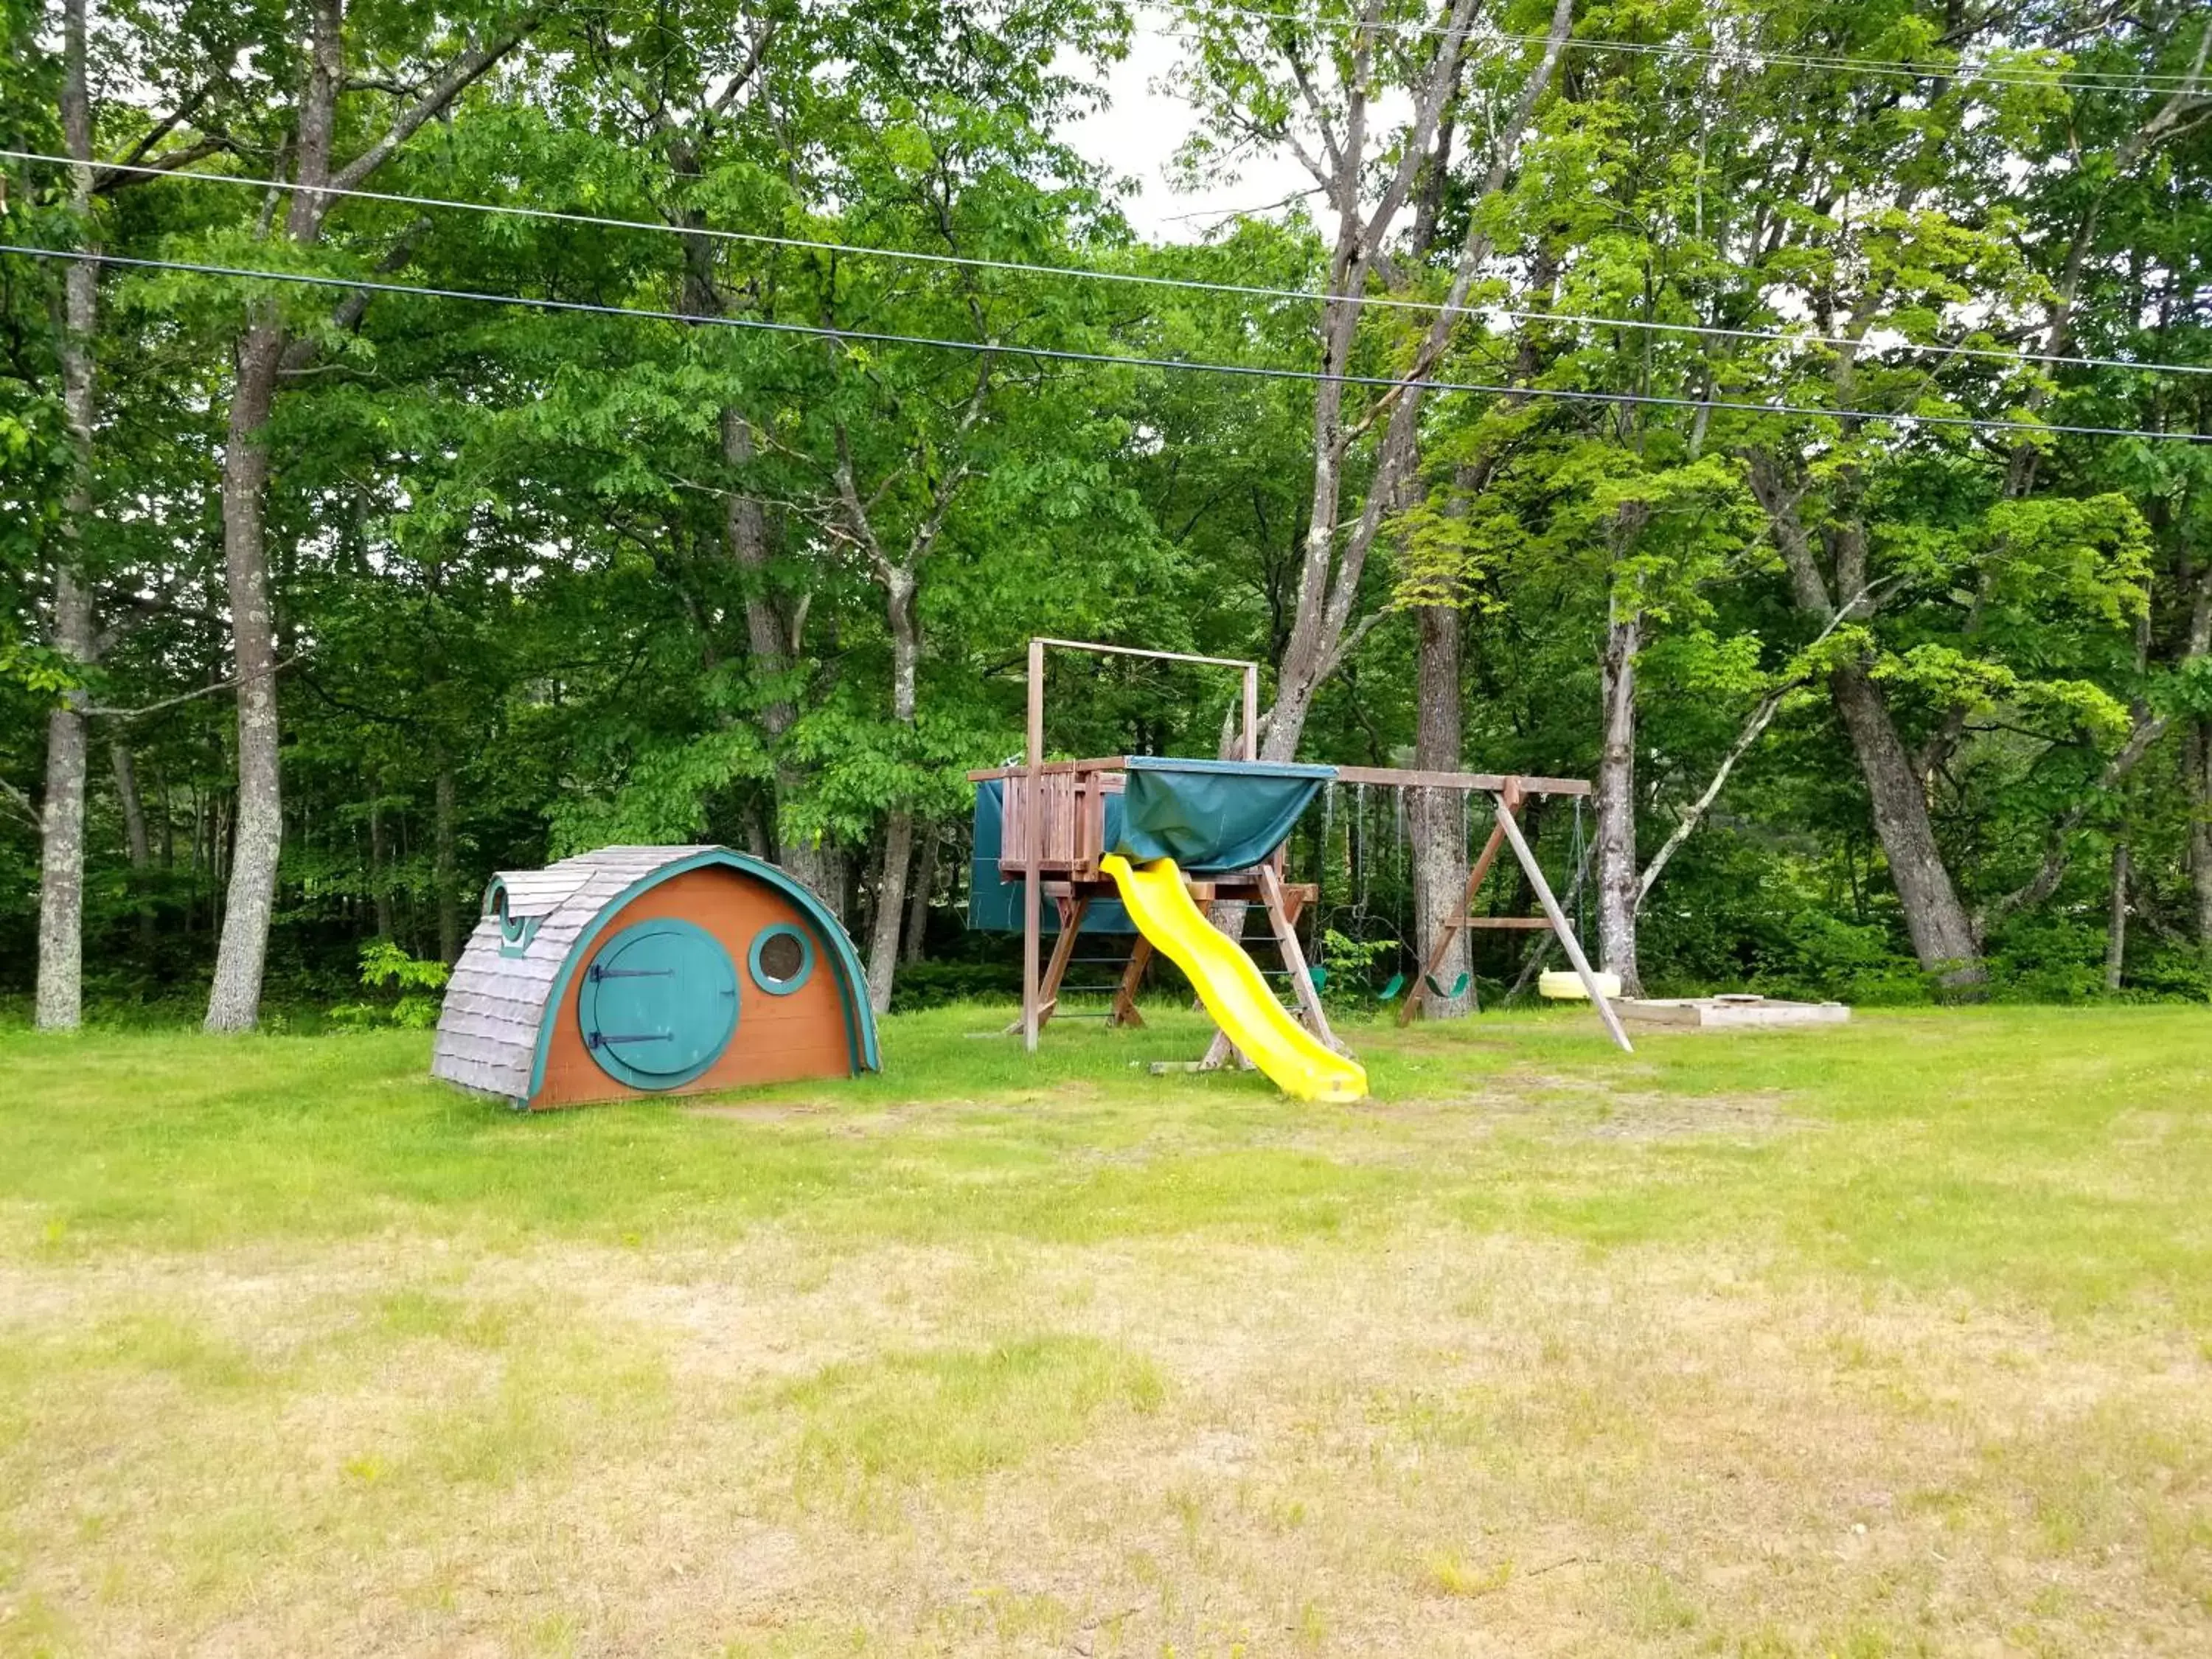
[748,923,815,997]
[577,919,739,1091]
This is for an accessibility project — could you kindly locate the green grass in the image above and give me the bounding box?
[4,1004,2208,1321]
[784,1334,1165,1489]
[1,1002,2209,1655]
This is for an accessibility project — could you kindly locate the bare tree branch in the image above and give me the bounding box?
[327,14,539,198]
[277,218,433,376]
[1359,0,1482,250]
[0,776,38,829]
[95,136,232,192]
[87,655,304,720]
[703,15,779,125]
[1977,709,2170,933]
[1636,581,1900,908]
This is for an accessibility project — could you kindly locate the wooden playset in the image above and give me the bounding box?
[967,639,1632,1099]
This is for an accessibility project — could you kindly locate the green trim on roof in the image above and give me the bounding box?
[482,875,543,956]
[524,849,880,1102]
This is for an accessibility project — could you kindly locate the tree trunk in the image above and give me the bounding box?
[204,318,288,1030]
[203,0,346,1029]
[111,740,156,953]
[211,792,228,940]
[2186,560,2212,961]
[435,760,460,964]
[1410,601,1472,1015]
[35,0,100,1032]
[720,408,838,905]
[1595,604,1644,996]
[2104,840,2130,992]
[203,0,522,1023]
[1747,452,1984,988]
[866,811,914,1016]
[36,576,95,1030]
[902,820,938,967]
[863,565,921,1015]
[111,742,150,867]
[369,792,394,938]
[1828,663,1984,987]
[1256,0,1574,766]
[2190,723,2212,955]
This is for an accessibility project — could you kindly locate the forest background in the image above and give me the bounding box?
[3,0,2210,1030]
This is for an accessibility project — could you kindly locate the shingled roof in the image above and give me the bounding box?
[431,845,720,1104]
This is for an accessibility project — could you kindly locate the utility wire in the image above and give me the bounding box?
[4,147,2206,379]
[1,243,2203,444]
[1132,0,2212,94]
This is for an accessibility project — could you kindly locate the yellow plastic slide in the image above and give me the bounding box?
[1100,853,1368,1103]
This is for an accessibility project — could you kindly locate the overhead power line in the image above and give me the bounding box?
[1,243,2203,445]
[4,148,2205,380]
[1132,0,2212,95]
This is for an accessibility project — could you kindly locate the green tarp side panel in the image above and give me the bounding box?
[1111,757,1335,874]
[967,778,1135,933]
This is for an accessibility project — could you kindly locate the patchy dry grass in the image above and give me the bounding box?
[1,1004,2208,1655]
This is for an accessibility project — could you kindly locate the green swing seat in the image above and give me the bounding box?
[1425,971,1472,1001]
[1378,972,1406,1001]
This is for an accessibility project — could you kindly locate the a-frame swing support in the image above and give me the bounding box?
[1395,780,1635,1053]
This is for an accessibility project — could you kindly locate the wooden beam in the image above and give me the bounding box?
[1259,863,1340,1053]
[967,757,1134,782]
[1109,936,1152,1029]
[1033,897,1090,1035]
[1022,637,1044,1053]
[1242,664,1259,762]
[1030,637,1261,672]
[971,761,1593,796]
[1332,765,1591,796]
[1461,916,1554,930]
[1001,998,1054,1036]
[1491,794,1633,1054]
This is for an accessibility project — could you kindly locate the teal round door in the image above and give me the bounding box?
[577,919,740,1091]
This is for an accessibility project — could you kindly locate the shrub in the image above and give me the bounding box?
[329,939,450,1029]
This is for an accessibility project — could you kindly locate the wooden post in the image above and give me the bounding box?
[1006,897,1093,1036]
[1036,897,1088,1034]
[1259,864,1340,1053]
[1491,793,1632,1054]
[1242,664,1259,762]
[1109,936,1152,1028]
[1023,637,1044,1052]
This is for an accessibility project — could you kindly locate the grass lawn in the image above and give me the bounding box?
[1,1001,2209,1656]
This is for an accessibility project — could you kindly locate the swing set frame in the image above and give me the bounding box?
[968,639,1633,1062]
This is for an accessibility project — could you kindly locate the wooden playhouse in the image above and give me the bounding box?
[431,845,879,1109]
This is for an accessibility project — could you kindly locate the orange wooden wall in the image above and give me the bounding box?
[533,867,860,1108]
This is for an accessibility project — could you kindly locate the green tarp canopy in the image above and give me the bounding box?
[1110,757,1335,874]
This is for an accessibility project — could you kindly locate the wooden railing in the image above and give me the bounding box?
[972,760,1127,877]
